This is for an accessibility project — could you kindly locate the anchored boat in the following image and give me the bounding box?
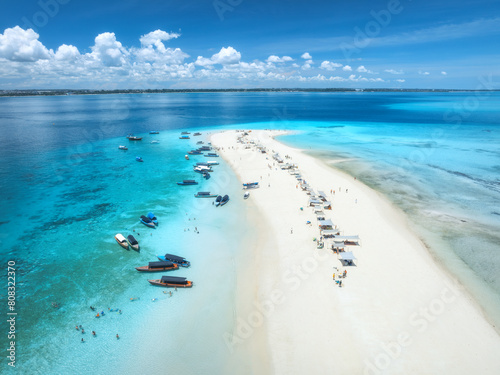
[135,261,178,272]
[115,234,129,249]
[127,235,139,251]
[140,215,156,228]
[148,276,193,288]
[195,191,217,198]
[157,253,191,267]
[177,180,198,185]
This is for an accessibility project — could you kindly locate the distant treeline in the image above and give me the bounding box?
[1,88,497,97]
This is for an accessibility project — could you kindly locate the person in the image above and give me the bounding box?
[343,270,347,278]
[96,313,100,318]
[92,331,96,337]
[339,280,342,287]
[82,329,85,334]
[116,334,120,339]
[119,310,122,314]
[291,228,293,234]
[332,273,335,280]
[75,325,79,331]
[90,306,95,311]
[81,338,85,343]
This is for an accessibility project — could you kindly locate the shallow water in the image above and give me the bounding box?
[1,91,499,373]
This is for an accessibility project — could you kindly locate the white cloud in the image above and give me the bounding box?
[54,44,80,61]
[211,46,241,65]
[301,52,312,59]
[320,60,342,71]
[266,55,293,63]
[357,65,367,73]
[385,69,403,74]
[441,71,447,75]
[0,26,52,62]
[301,63,312,70]
[139,30,180,46]
[419,71,430,75]
[343,65,352,71]
[292,63,300,68]
[90,32,128,67]
[395,79,405,82]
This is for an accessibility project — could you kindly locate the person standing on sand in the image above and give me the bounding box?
[291,228,293,234]
[332,273,335,280]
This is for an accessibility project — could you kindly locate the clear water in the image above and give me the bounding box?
[1,92,499,374]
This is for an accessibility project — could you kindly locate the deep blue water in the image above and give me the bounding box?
[1,91,499,374]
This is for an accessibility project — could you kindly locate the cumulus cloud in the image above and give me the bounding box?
[343,65,352,71]
[301,52,312,59]
[0,26,52,62]
[385,69,404,74]
[357,65,368,73]
[395,79,406,82]
[139,30,180,46]
[419,71,430,75]
[266,55,293,63]
[441,71,447,75]
[90,32,128,67]
[211,46,241,65]
[320,61,342,71]
[54,44,80,61]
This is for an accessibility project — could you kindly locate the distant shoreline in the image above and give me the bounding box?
[1,88,499,98]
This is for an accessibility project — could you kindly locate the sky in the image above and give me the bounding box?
[0,0,499,89]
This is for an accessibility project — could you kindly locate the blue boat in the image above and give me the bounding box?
[147,212,158,226]
[202,172,210,180]
[205,153,219,157]
[215,195,222,207]
[149,131,159,134]
[177,180,198,185]
[195,192,217,198]
[188,150,202,155]
[220,195,230,206]
[157,253,191,267]
[179,135,190,139]
[140,215,156,228]
[136,156,143,162]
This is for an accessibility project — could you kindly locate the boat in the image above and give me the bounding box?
[177,180,198,185]
[127,135,142,141]
[179,135,190,139]
[127,235,139,251]
[115,234,129,249]
[135,261,178,272]
[148,276,193,288]
[188,150,202,155]
[198,146,211,151]
[215,195,222,207]
[147,212,158,226]
[202,172,210,180]
[205,153,219,157]
[243,182,259,189]
[244,192,250,199]
[195,191,218,198]
[140,215,156,228]
[181,131,191,135]
[118,145,128,150]
[196,141,204,144]
[157,253,191,267]
[206,161,219,166]
[193,132,202,136]
[193,165,212,172]
[185,155,189,160]
[151,140,160,144]
[220,195,230,206]
[149,131,159,134]
[136,156,143,162]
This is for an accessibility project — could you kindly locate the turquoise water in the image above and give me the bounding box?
[1,92,499,373]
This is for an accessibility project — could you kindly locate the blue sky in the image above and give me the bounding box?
[0,0,499,89]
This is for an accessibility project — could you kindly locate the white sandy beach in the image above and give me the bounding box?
[211,130,500,375]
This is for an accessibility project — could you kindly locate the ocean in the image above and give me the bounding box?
[1,91,499,374]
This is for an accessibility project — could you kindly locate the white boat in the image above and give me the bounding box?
[118,145,128,150]
[185,155,189,160]
[244,192,250,199]
[151,140,159,144]
[206,161,219,166]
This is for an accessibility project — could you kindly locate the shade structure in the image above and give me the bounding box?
[339,252,357,261]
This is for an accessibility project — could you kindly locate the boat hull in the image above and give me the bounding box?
[135,264,179,272]
[148,279,193,288]
[157,256,190,267]
[140,220,156,228]
[115,237,129,249]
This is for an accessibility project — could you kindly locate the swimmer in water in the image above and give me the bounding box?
[116,334,120,339]
[92,331,96,337]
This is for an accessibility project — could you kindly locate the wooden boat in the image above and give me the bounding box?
[140,215,156,228]
[118,145,128,150]
[115,234,129,249]
[157,253,191,267]
[220,194,230,206]
[148,276,193,288]
[179,135,190,139]
[127,135,142,141]
[198,146,211,151]
[149,131,159,134]
[150,140,159,144]
[147,212,158,226]
[177,180,198,185]
[215,195,222,207]
[188,150,202,155]
[244,192,250,199]
[181,132,191,135]
[185,155,189,160]
[136,156,143,162]
[243,182,259,189]
[205,153,219,157]
[195,191,217,198]
[135,261,178,272]
[193,132,202,136]
[127,235,139,251]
